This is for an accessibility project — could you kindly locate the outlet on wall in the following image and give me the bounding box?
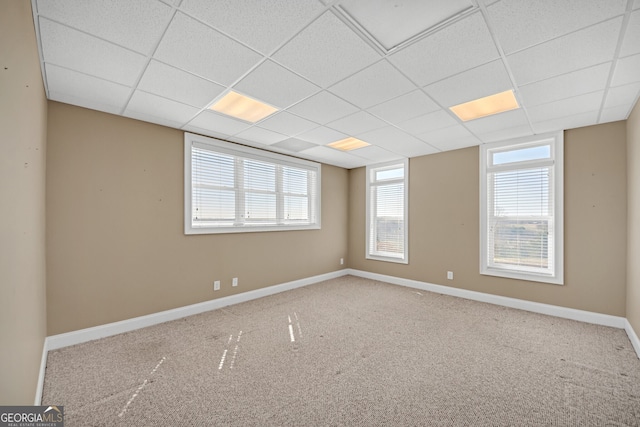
[340,258,344,265]
[232,277,238,287]
[214,280,220,291]
[447,271,453,280]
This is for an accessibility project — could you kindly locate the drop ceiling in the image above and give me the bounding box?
[32,0,640,169]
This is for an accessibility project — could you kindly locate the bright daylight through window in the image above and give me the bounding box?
[366,159,408,264]
[184,133,320,234]
[480,133,563,284]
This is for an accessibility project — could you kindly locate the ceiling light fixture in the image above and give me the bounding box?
[328,137,370,151]
[210,91,278,123]
[449,89,520,122]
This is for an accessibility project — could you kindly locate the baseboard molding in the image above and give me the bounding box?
[46,269,348,351]
[347,269,627,329]
[625,319,640,359]
[34,337,49,405]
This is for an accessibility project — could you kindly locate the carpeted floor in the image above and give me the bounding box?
[42,276,640,426]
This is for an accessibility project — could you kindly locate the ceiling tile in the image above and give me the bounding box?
[462,109,529,135]
[182,126,237,141]
[125,91,199,126]
[397,110,458,134]
[257,112,318,136]
[187,110,252,135]
[272,11,381,88]
[486,0,627,54]
[477,124,534,143]
[620,10,640,57]
[527,91,604,123]
[45,64,131,113]
[359,126,439,157]
[36,0,173,55]
[39,18,147,86]
[518,63,611,107]
[635,0,640,9]
[424,59,512,107]
[329,60,416,108]
[297,126,347,145]
[600,105,632,123]
[326,111,387,135]
[234,60,319,109]
[154,12,262,85]
[180,0,324,55]
[604,82,640,108]
[389,12,499,86]
[286,91,359,124]
[507,18,622,85]
[138,60,225,108]
[271,138,319,152]
[235,126,288,145]
[367,90,439,124]
[418,125,478,148]
[299,145,366,168]
[532,110,599,133]
[350,145,404,163]
[611,53,640,87]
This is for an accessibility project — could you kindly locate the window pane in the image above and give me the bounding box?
[492,144,550,165]
[492,219,549,268]
[245,192,276,221]
[373,182,404,256]
[283,167,308,195]
[192,148,234,188]
[193,188,235,222]
[493,168,550,217]
[244,159,275,191]
[284,195,309,220]
[376,167,404,181]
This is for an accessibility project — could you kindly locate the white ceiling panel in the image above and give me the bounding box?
[426,135,481,152]
[359,126,439,158]
[125,91,200,126]
[271,138,319,152]
[45,64,131,113]
[235,126,288,145]
[397,110,459,134]
[604,83,640,108]
[462,109,530,135]
[418,125,477,147]
[187,110,252,135]
[154,12,262,85]
[329,60,416,108]
[620,10,640,57]
[272,11,381,88]
[299,145,367,169]
[635,0,640,9]
[297,126,347,145]
[286,91,359,124]
[36,0,173,55]
[389,12,499,86]
[39,18,147,86]
[257,112,318,136]
[486,0,627,54]
[611,53,640,87]
[326,111,387,135]
[518,63,611,107]
[182,125,238,141]
[138,60,225,108]
[477,124,534,143]
[600,105,632,123]
[350,145,404,163]
[508,18,622,86]
[179,0,324,55]
[367,90,439,124]
[424,60,512,107]
[234,60,319,109]
[527,91,604,124]
[532,111,599,134]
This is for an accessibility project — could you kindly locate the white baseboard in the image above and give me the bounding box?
[347,269,627,329]
[625,319,640,359]
[46,269,348,351]
[34,337,49,405]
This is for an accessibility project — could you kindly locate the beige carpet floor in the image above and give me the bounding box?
[42,276,640,426]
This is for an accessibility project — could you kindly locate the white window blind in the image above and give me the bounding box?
[185,133,320,234]
[366,160,408,263]
[480,134,563,284]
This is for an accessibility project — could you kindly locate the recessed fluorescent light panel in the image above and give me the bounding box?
[450,90,520,122]
[328,137,370,151]
[210,91,278,123]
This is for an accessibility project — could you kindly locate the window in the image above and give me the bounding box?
[480,133,563,284]
[366,159,409,263]
[185,133,320,234]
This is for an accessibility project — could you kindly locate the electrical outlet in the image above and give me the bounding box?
[447,271,453,280]
[340,258,344,265]
[232,277,238,287]
[214,280,220,291]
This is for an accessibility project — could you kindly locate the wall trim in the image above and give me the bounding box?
[347,269,627,329]
[34,338,49,405]
[46,269,348,351]
[625,319,640,359]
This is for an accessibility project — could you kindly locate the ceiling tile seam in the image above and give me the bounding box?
[119,5,182,116]
[31,0,50,100]
[41,61,132,91]
[517,60,614,89]
[596,0,635,123]
[476,0,535,139]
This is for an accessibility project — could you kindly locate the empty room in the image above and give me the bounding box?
[2,0,640,425]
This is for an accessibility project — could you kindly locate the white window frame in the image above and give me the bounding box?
[184,132,321,235]
[480,132,564,285]
[366,159,409,264]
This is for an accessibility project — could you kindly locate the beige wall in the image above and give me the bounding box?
[628,101,640,335]
[0,2,48,404]
[46,102,348,335]
[349,122,627,316]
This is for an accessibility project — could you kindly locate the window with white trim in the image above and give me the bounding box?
[185,133,320,234]
[366,159,408,264]
[480,133,563,284]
